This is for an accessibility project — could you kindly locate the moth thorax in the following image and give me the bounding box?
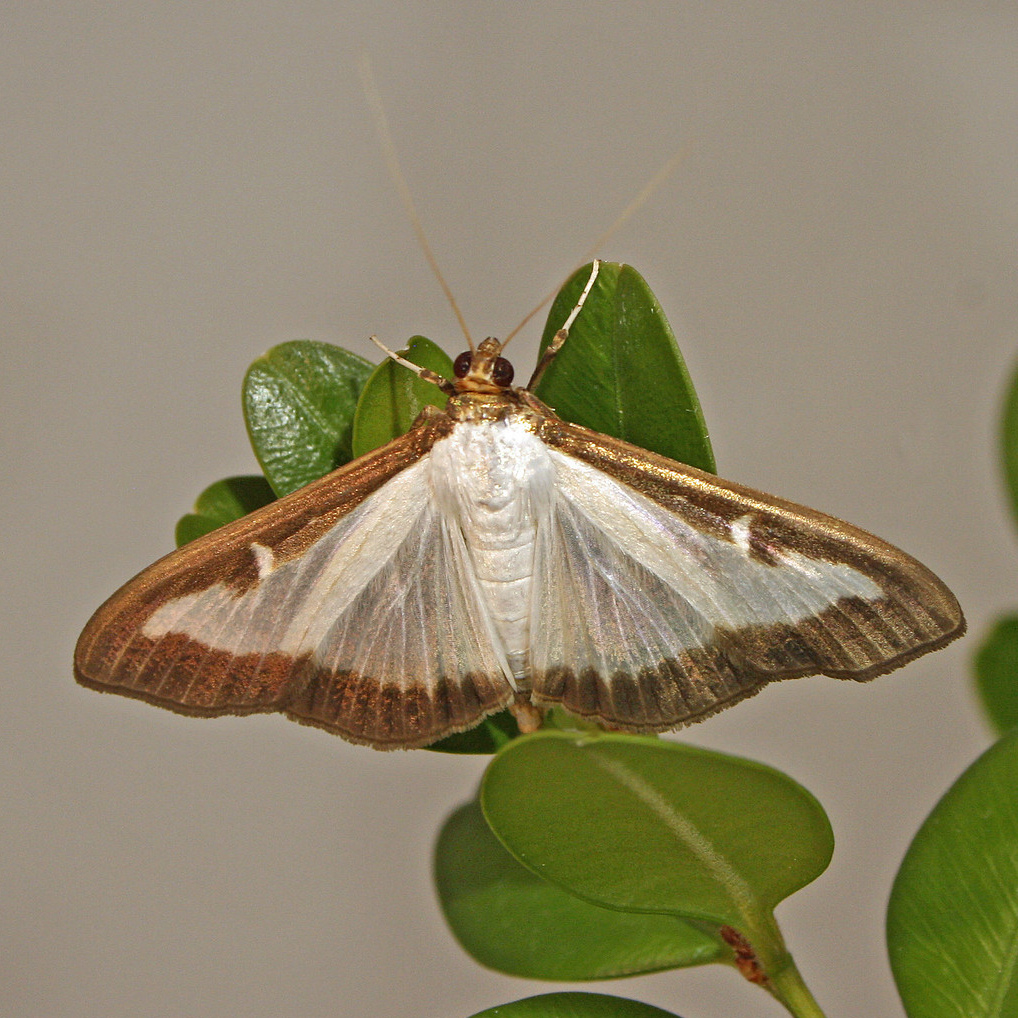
[429,418,555,528]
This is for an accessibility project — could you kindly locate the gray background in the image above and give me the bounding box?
[4,5,1015,1017]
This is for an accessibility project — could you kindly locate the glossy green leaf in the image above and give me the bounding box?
[243,340,373,496]
[174,475,276,547]
[351,335,451,458]
[534,263,715,473]
[888,729,1018,1018]
[1001,357,1018,527]
[481,730,832,981]
[467,992,684,1018]
[975,616,1018,735]
[435,800,720,979]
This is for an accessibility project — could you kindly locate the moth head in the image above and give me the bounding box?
[452,337,515,393]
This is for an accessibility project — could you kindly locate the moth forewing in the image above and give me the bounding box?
[73,413,519,749]
[527,415,964,729]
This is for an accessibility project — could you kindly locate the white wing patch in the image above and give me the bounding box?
[142,455,513,692]
[731,514,752,555]
[251,543,275,578]
[531,450,883,679]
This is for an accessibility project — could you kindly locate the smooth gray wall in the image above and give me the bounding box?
[4,5,1013,1017]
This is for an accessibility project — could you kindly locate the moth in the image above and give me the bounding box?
[74,261,965,748]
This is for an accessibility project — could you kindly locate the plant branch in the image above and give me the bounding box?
[768,957,828,1018]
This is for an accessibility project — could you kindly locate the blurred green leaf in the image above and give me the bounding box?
[174,475,276,547]
[481,731,832,980]
[1001,358,1018,527]
[534,263,715,474]
[975,615,1018,735]
[435,800,719,979]
[351,335,451,457]
[243,340,373,496]
[888,728,1018,1018]
[467,992,684,1018]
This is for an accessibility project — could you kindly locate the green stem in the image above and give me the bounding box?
[768,957,828,1018]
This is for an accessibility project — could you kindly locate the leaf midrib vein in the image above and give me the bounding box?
[590,752,761,928]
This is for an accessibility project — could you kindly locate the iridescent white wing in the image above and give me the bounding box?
[529,424,963,730]
[75,423,514,749]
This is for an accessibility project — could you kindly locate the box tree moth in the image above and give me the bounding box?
[75,260,965,748]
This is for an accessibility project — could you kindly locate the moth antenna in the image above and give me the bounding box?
[369,335,456,393]
[502,141,695,349]
[359,54,475,352]
[575,142,695,269]
[526,260,600,389]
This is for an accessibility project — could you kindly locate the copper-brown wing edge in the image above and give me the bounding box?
[73,662,514,752]
[536,417,966,675]
[531,661,781,735]
[73,414,454,716]
[282,672,516,750]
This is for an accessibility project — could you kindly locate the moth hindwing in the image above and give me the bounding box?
[75,263,964,749]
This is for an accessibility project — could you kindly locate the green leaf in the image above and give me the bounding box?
[887,728,1018,1013]
[243,340,374,496]
[467,992,684,1018]
[351,335,451,458]
[975,616,1018,735]
[887,729,1018,1018]
[427,711,520,754]
[534,263,715,473]
[174,475,277,547]
[435,800,720,979]
[481,730,832,980]
[1001,357,1018,527]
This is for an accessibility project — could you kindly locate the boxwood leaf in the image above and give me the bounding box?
[481,730,832,981]
[435,800,720,979]
[887,728,1018,1018]
[974,615,1018,735]
[174,475,276,547]
[467,992,684,1018]
[1001,357,1018,528]
[243,340,373,496]
[427,712,520,755]
[351,335,451,457]
[534,263,715,474]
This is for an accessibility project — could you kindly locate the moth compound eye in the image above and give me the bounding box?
[492,357,514,386]
[453,351,472,378]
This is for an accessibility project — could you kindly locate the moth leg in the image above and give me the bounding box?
[526,259,600,389]
[406,403,451,429]
[369,335,456,394]
[510,697,545,734]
